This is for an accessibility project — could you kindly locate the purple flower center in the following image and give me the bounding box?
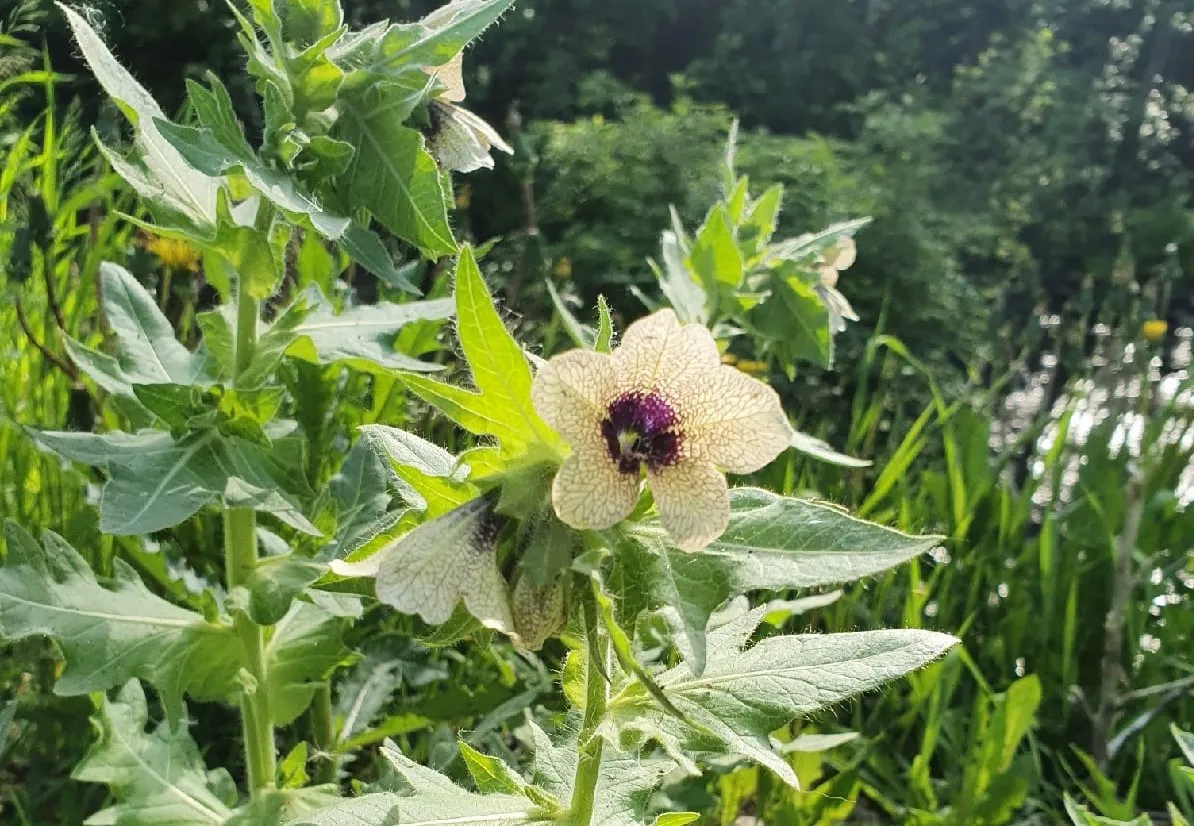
[600,391,682,474]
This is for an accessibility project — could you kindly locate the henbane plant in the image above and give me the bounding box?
[0,1,959,824]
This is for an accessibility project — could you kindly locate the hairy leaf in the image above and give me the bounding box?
[402,247,560,460]
[59,4,218,228]
[266,600,352,726]
[32,428,317,536]
[620,487,941,672]
[0,524,241,719]
[73,680,234,826]
[334,81,456,259]
[66,263,210,398]
[610,606,957,786]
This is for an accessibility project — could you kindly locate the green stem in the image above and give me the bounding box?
[225,507,275,797]
[310,683,338,785]
[227,239,273,796]
[568,595,609,825]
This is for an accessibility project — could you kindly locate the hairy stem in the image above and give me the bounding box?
[225,507,275,796]
[227,250,274,795]
[568,595,609,825]
[310,683,338,785]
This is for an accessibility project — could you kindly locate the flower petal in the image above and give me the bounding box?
[682,365,792,474]
[648,459,730,551]
[833,235,857,270]
[532,349,617,443]
[551,441,640,530]
[614,309,721,400]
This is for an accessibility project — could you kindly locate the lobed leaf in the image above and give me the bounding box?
[0,524,241,720]
[621,487,942,673]
[73,680,234,826]
[58,4,219,228]
[610,606,957,787]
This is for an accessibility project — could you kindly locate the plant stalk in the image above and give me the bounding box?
[224,506,275,796]
[568,595,609,825]
[310,683,338,784]
[226,255,274,795]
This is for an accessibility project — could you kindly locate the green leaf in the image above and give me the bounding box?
[332,650,404,746]
[227,786,342,826]
[156,117,351,243]
[591,750,678,826]
[766,217,872,264]
[753,271,832,370]
[654,814,701,826]
[334,82,457,259]
[266,600,352,726]
[545,279,594,349]
[73,680,235,826]
[58,4,218,228]
[595,295,614,353]
[376,0,517,68]
[690,204,744,292]
[32,429,317,536]
[651,230,705,325]
[1063,795,1152,826]
[739,184,783,261]
[621,487,941,673]
[611,606,957,787]
[339,224,423,293]
[290,742,535,825]
[248,554,326,625]
[357,424,476,517]
[458,742,528,795]
[1174,725,1194,767]
[0,524,241,720]
[372,496,514,636]
[285,287,455,374]
[66,262,211,397]
[324,437,403,561]
[403,247,559,459]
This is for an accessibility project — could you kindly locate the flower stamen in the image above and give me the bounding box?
[600,390,682,474]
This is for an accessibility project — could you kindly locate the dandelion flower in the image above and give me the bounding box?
[1141,319,1167,344]
[815,235,860,333]
[531,309,792,551]
[144,235,200,272]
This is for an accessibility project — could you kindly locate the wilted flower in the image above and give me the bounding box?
[531,309,792,551]
[815,235,860,333]
[425,52,513,173]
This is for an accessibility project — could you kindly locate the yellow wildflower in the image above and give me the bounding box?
[1142,319,1167,343]
[531,309,792,551]
[145,235,200,272]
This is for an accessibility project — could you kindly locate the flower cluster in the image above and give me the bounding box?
[532,309,792,551]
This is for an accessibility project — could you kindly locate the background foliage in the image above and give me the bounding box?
[2,0,1193,823]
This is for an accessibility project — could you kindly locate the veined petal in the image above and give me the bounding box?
[682,365,792,474]
[614,309,721,401]
[551,439,640,530]
[832,235,857,270]
[532,349,617,443]
[648,459,730,551]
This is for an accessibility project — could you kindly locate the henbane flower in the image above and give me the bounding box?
[815,235,860,333]
[531,309,792,551]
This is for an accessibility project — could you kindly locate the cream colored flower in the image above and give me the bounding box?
[815,235,860,332]
[531,309,792,551]
[425,52,513,173]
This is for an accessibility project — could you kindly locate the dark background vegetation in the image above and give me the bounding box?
[3,0,1194,823]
